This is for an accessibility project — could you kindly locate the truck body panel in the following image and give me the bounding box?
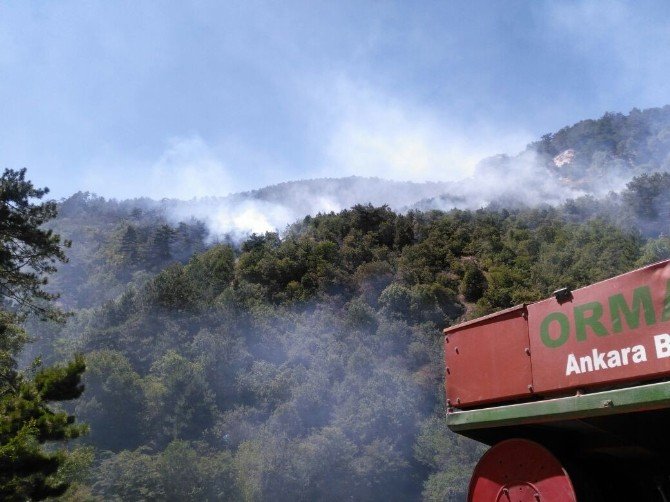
[444,260,670,500]
[444,259,670,409]
[444,304,532,407]
[528,260,670,394]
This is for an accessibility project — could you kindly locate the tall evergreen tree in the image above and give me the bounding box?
[148,224,174,269]
[0,169,69,322]
[119,224,139,267]
[0,168,86,500]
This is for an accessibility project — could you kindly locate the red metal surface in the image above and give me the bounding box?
[468,439,577,502]
[444,305,532,408]
[528,260,670,394]
[444,260,670,407]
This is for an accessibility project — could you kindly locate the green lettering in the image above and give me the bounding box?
[574,301,608,341]
[540,312,570,348]
[609,285,656,333]
[663,279,670,322]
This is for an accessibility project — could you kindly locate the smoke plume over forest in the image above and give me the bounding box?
[4,0,670,499]
[5,106,670,500]
[153,107,670,240]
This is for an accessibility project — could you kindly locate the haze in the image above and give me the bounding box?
[2,1,670,200]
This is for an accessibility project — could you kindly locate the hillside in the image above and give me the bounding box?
[164,106,670,229]
[46,106,670,313]
[27,178,670,500]
[165,177,456,237]
[14,105,670,500]
[532,105,670,188]
[34,201,655,500]
[414,106,670,211]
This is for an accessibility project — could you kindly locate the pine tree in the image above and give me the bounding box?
[119,224,139,267]
[460,265,488,302]
[148,224,174,269]
[0,168,86,500]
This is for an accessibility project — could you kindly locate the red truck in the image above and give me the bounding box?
[445,259,670,501]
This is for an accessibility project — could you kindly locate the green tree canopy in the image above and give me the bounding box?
[0,168,70,322]
[0,169,86,500]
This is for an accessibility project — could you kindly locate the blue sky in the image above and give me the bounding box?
[1,1,669,200]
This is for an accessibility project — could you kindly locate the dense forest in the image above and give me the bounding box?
[533,105,670,187]
[5,107,670,500]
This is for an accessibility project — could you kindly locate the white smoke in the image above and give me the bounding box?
[161,150,635,241]
[320,78,532,183]
[164,178,452,241]
[147,136,234,200]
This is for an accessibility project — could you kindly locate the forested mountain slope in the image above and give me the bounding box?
[531,105,670,187]
[46,106,670,264]
[415,105,670,210]
[21,106,670,500]
[32,174,670,500]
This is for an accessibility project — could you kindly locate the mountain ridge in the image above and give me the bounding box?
[56,104,670,239]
